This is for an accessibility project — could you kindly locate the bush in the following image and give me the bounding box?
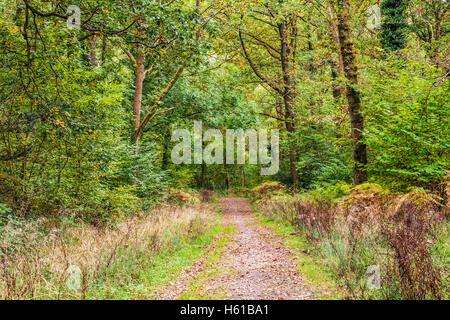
[381,201,443,300]
[165,189,201,205]
[363,55,450,191]
[250,182,287,202]
[199,190,216,203]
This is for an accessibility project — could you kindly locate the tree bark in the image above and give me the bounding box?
[238,11,299,186]
[129,52,145,184]
[89,36,96,66]
[335,0,368,185]
[201,162,206,189]
[279,19,299,186]
[224,163,231,191]
[135,66,184,142]
[327,4,345,78]
[133,52,145,144]
[101,36,107,65]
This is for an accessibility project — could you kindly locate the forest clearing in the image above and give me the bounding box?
[0,0,449,302]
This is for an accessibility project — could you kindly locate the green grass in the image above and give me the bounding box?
[179,225,237,300]
[255,215,344,300]
[86,223,230,300]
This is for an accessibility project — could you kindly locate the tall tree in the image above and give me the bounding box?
[335,0,368,185]
[237,5,300,186]
[380,0,408,51]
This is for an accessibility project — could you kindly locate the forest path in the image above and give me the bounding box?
[157,198,313,300]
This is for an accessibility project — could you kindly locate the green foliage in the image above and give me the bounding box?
[301,182,353,202]
[0,0,447,224]
[363,54,449,190]
[292,119,352,189]
[0,0,206,223]
[380,0,408,51]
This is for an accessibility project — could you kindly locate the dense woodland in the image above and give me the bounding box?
[0,0,448,300]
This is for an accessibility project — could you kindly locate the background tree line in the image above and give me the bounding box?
[0,0,448,224]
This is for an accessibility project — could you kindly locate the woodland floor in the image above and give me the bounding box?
[156,198,314,300]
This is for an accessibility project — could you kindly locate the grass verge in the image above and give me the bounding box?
[179,225,237,300]
[1,204,225,300]
[88,223,229,299]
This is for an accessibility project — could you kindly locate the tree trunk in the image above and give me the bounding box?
[133,52,145,144]
[224,163,231,191]
[327,2,346,137]
[279,19,299,186]
[101,36,106,65]
[327,3,345,78]
[135,66,184,142]
[161,131,170,171]
[89,36,96,66]
[131,52,145,183]
[238,12,299,186]
[201,162,206,189]
[336,0,368,185]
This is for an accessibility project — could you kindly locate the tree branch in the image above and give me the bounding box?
[135,66,184,140]
[238,25,283,95]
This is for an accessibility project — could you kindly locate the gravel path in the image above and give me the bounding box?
[212,198,312,300]
[157,198,313,300]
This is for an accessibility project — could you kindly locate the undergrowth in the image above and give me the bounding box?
[255,183,449,300]
[0,203,222,300]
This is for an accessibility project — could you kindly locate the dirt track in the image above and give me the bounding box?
[157,198,313,300]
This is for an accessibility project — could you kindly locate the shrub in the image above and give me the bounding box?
[166,189,201,205]
[292,200,335,241]
[250,182,286,202]
[381,201,443,300]
[199,190,216,203]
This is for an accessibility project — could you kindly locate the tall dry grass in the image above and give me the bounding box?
[0,203,218,299]
[257,186,448,300]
